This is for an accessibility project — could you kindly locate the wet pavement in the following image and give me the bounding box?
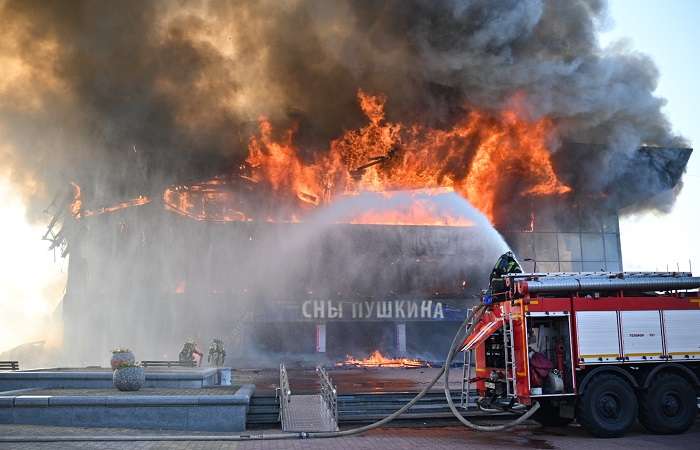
[235,366,464,395]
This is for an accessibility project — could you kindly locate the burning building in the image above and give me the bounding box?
[50,165,688,364]
[0,2,693,364]
[47,103,690,359]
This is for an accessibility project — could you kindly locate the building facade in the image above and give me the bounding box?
[59,193,625,365]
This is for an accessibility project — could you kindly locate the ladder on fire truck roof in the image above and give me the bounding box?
[504,271,693,279]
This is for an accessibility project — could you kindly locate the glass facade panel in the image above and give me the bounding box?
[602,213,619,233]
[505,232,535,260]
[605,261,621,272]
[558,261,583,272]
[581,233,605,261]
[604,234,620,262]
[579,213,603,232]
[536,262,560,273]
[533,204,559,232]
[505,204,622,274]
[583,261,607,272]
[520,259,536,273]
[558,233,582,261]
[534,233,558,261]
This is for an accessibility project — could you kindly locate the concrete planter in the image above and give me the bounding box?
[0,384,255,431]
[218,367,232,386]
[111,350,135,370]
[113,366,145,391]
[0,368,219,390]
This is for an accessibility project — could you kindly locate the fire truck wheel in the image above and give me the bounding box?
[576,373,637,438]
[532,400,573,427]
[639,372,696,434]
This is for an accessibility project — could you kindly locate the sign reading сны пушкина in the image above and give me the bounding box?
[301,299,447,320]
[259,299,468,322]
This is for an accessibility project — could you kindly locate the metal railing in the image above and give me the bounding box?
[279,362,291,422]
[503,312,517,398]
[316,365,338,426]
[460,305,478,409]
[460,347,472,409]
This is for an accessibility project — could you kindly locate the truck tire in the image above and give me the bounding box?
[576,373,638,438]
[533,400,574,427]
[639,372,696,434]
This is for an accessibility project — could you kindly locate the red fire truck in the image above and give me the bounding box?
[461,270,700,437]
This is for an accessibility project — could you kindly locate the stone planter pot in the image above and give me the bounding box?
[111,350,135,370]
[113,366,145,391]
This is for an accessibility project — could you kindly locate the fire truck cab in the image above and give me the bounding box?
[462,271,700,437]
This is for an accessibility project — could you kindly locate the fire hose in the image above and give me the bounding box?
[0,304,539,443]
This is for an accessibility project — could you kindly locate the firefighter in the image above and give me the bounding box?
[207,338,226,367]
[489,251,522,282]
[178,339,204,367]
[487,251,522,302]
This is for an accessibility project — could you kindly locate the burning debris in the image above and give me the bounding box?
[336,350,430,369]
[73,90,571,227]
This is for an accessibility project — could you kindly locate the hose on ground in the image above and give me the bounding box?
[308,304,487,438]
[0,304,538,443]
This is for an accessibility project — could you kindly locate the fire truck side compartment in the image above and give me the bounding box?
[619,311,664,361]
[575,311,620,363]
[663,310,700,358]
[575,308,700,365]
[526,313,575,394]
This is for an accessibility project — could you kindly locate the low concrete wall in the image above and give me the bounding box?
[0,368,219,391]
[0,384,255,432]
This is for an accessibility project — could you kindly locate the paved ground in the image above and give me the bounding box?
[0,420,698,449]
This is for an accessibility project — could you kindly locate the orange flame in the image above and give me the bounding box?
[69,182,150,219]
[73,90,571,227]
[243,89,570,223]
[69,182,82,217]
[81,196,151,217]
[246,119,327,207]
[336,188,475,227]
[163,178,252,222]
[337,350,429,368]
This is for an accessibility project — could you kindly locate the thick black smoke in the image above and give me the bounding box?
[0,0,688,219]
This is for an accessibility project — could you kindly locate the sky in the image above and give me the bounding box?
[0,178,67,353]
[600,0,700,272]
[0,1,698,353]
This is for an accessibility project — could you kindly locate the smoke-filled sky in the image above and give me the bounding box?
[0,0,687,216]
[601,0,699,272]
[0,0,697,353]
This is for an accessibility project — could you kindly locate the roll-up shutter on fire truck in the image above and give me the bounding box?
[576,311,620,363]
